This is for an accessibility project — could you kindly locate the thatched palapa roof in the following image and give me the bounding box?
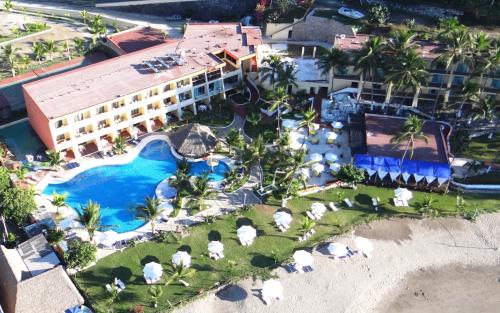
[167,123,216,159]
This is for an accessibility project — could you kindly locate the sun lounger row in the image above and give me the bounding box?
[286,263,314,274]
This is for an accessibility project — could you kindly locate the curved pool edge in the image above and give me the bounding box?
[36,134,234,191]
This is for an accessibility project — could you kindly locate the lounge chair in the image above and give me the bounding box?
[306,211,317,220]
[303,265,314,273]
[115,278,126,290]
[328,202,339,211]
[343,198,353,208]
[286,263,298,273]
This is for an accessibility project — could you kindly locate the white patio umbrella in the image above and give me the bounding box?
[325,152,339,164]
[208,241,224,254]
[355,237,374,258]
[330,163,341,173]
[299,168,311,179]
[273,211,292,227]
[172,251,191,268]
[261,279,284,302]
[311,163,325,176]
[143,262,163,280]
[394,187,413,201]
[237,225,257,244]
[159,202,173,218]
[311,202,327,216]
[327,242,349,257]
[282,119,296,129]
[98,230,119,247]
[308,153,323,163]
[332,121,344,129]
[293,250,313,267]
[59,218,83,231]
[325,131,338,143]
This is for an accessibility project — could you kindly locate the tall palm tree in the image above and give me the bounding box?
[472,98,497,122]
[1,44,19,77]
[354,36,386,102]
[73,37,86,55]
[259,54,283,88]
[436,28,473,104]
[192,173,212,211]
[276,64,298,92]
[249,134,266,163]
[473,46,498,97]
[32,41,47,64]
[45,150,63,170]
[315,47,349,92]
[136,196,162,234]
[51,192,67,214]
[436,16,464,43]
[283,149,308,200]
[76,200,101,241]
[456,79,480,120]
[268,86,289,137]
[297,108,317,136]
[42,40,58,61]
[385,49,428,106]
[225,128,244,155]
[390,115,428,161]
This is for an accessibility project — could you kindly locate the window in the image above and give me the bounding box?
[131,108,140,117]
[56,134,65,142]
[98,120,108,128]
[55,120,64,128]
[74,112,84,122]
[147,103,153,110]
[491,79,500,89]
[77,127,86,135]
[96,106,106,114]
[431,74,442,84]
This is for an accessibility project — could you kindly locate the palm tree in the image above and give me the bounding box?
[2,44,19,77]
[282,149,308,200]
[472,98,497,122]
[456,79,480,120]
[80,10,90,24]
[165,262,196,287]
[385,49,428,106]
[4,0,13,11]
[390,115,428,161]
[472,45,498,97]
[316,47,349,92]
[418,195,439,218]
[259,54,282,88]
[45,150,63,170]
[387,29,417,54]
[225,128,244,155]
[268,86,290,137]
[73,37,86,55]
[113,137,126,154]
[149,285,163,308]
[136,197,162,234]
[276,63,298,92]
[51,192,67,214]
[436,28,473,104]
[76,200,101,241]
[246,111,260,127]
[192,173,212,211]
[176,158,191,181]
[224,168,238,187]
[32,41,47,64]
[436,16,464,43]
[297,108,317,136]
[354,36,386,102]
[42,40,58,61]
[249,134,266,163]
[298,216,315,238]
[18,54,30,70]
[62,40,71,60]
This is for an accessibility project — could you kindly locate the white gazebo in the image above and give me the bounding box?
[325,152,339,164]
[261,279,284,305]
[143,262,163,284]
[172,251,191,268]
[293,250,313,271]
[330,163,341,173]
[237,225,257,246]
[325,131,338,144]
[355,237,374,258]
[311,163,325,176]
[394,187,413,201]
[273,211,292,228]
[308,153,323,163]
[332,121,344,129]
[327,242,349,258]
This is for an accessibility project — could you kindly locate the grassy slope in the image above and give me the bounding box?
[75,185,499,312]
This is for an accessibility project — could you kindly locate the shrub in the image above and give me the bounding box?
[0,187,36,226]
[369,5,390,25]
[64,239,97,269]
[337,163,365,184]
[46,228,65,244]
[0,166,11,193]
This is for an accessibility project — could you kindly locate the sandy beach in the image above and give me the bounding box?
[175,213,500,313]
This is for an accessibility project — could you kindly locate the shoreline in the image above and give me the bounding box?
[174,213,500,313]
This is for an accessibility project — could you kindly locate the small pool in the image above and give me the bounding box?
[0,120,46,161]
[43,140,229,233]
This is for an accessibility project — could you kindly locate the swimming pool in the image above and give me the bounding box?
[43,140,229,233]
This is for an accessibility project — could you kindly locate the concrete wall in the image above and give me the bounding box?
[290,15,354,45]
[23,87,53,150]
[265,22,294,40]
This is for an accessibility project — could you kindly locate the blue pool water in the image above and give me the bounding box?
[43,140,229,233]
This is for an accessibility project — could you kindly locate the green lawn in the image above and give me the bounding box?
[460,134,500,163]
[75,185,499,312]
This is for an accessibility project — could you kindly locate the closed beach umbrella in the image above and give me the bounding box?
[143,262,163,280]
[59,218,83,231]
[293,250,313,267]
[394,187,413,200]
[311,202,327,216]
[262,279,284,300]
[311,163,325,176]
[325,152,339,163]
[309,153,323,163]
[172,251,191,268]
[98,230,119,247]
[237,225,257,244]
[208,241,224,254]
[330,163,341,172]
[327,242,349,257]
[273,211,292,227]
[332,121,344,129]
[355,237,374,258]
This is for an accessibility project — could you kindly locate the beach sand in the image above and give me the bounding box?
[175,213,500,313]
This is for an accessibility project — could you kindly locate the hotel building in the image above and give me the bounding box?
[23,23,262,159]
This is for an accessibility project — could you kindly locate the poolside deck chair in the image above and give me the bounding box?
[343,198,353,208]
[286,263,298,273]
[329,202,340,211]
[115,278,126,291]
[306,211,317,220]
[303,265,314,273]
